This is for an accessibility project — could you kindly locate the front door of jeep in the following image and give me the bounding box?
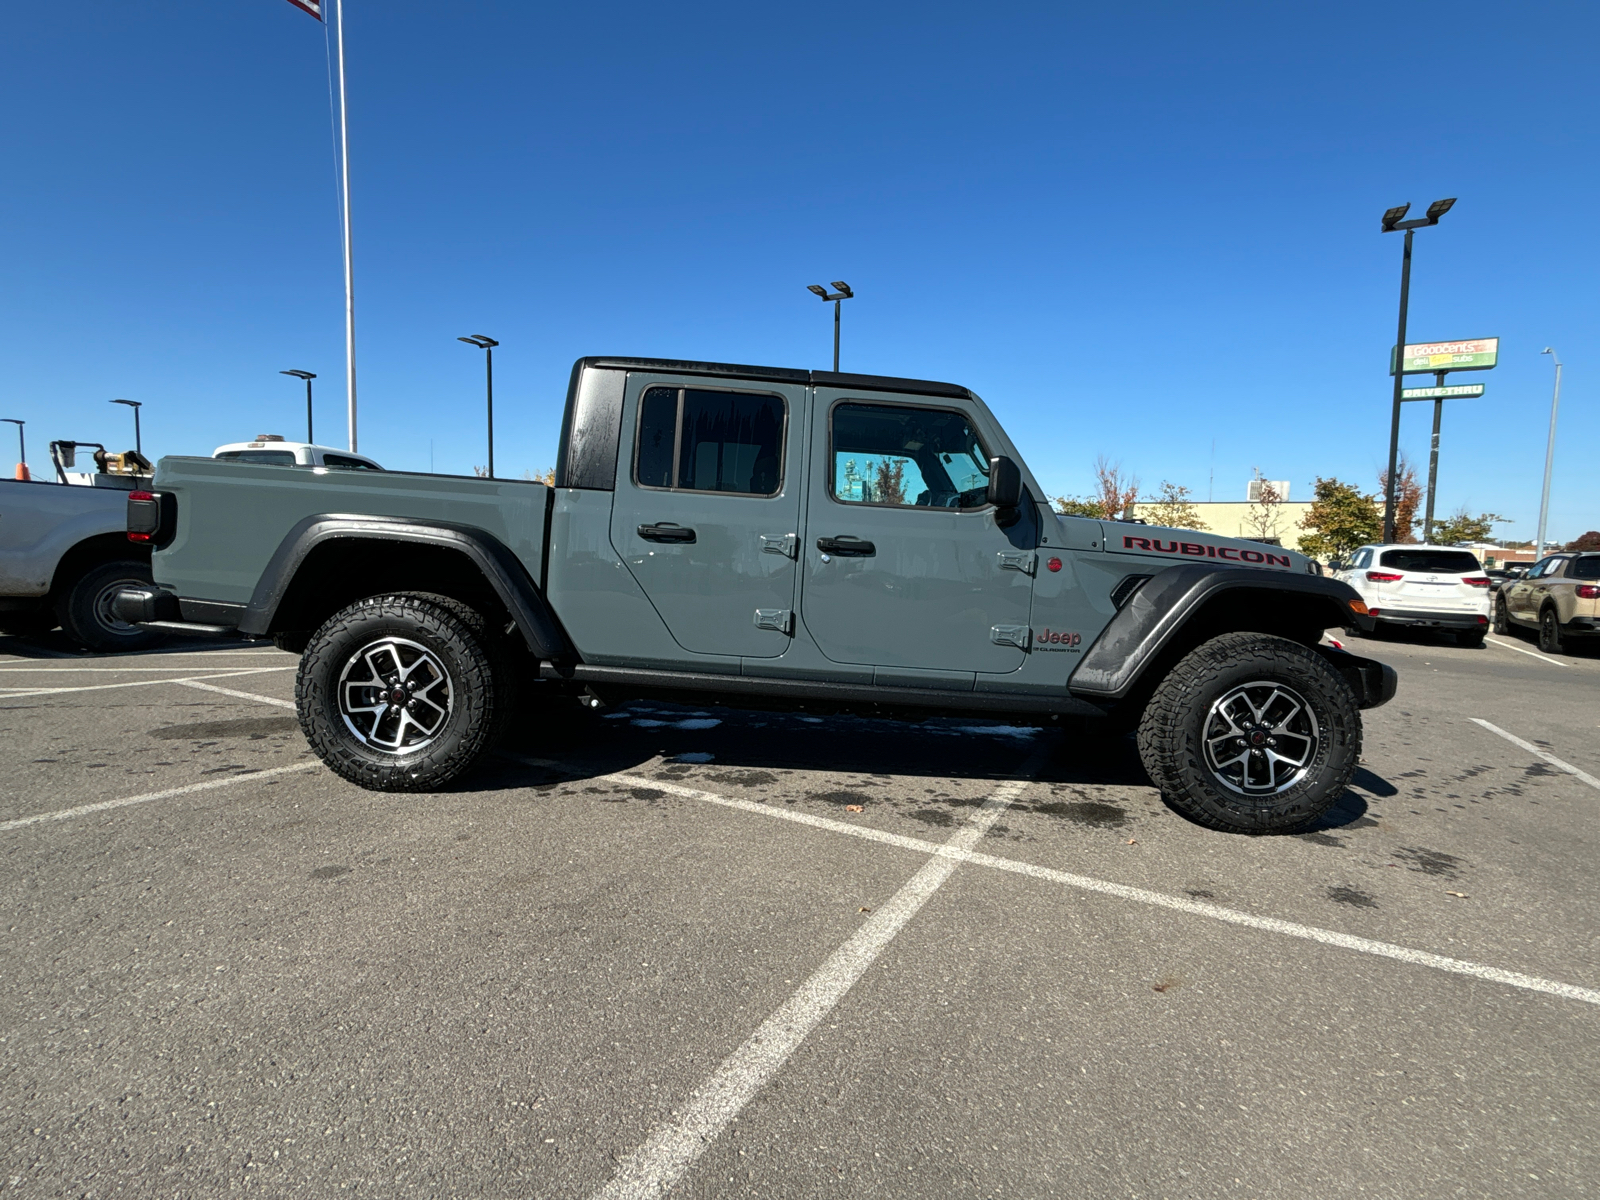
[798,389,1035,676]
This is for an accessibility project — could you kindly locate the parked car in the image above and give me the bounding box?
[213,436,383,471]
[1331,544,1491,646]
[1483,565,1527,593]
[0,472,165,651]
[115,355,1394,835]
[1493,552,1600,654]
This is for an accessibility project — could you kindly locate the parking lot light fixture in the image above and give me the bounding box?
[458,335,499,478]
[807,281,854,372]
[281,370,317,443]
[111,399,143,457]
[1380,198,1456,543]
[1536,348,1563,558]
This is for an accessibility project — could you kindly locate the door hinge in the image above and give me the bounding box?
[753,608,793,634]
[761,533,798,559]
[997,551,1036,575]
[990,624,1030,649]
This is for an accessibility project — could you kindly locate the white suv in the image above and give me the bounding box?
[1333,545,1491,646]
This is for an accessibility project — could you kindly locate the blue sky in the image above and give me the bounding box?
[2,1,1595,541]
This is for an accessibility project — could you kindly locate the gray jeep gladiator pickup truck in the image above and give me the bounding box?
[115,356,1393,833]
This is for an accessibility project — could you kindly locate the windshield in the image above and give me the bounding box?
[1377,550,1482,574]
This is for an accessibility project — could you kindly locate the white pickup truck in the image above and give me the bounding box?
[0,467,163,651]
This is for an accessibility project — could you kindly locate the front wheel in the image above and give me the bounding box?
[296,594,509,791]
[1538,608,1566,655]
[1136,632,1361,835]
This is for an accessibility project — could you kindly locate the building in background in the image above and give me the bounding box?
[1131,480,1314,552]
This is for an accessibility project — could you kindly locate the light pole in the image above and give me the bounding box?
[1535,347,1563,558]
[1380,198,1455,544]
[806,281,854,372]
[281,370,317,443]
[2,418,23,478]
[111,399,143,457]
[458,335,499,478]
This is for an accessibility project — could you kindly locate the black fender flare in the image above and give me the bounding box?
[1068,563,1373,702]
[236,514,573,661]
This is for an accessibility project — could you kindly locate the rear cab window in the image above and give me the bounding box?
[322,454,382,471]
[829,403,990,508]
[214,450,297,466]
[1569,555,1600,581]
[634,386,785,495]
[1377,549,1482,574]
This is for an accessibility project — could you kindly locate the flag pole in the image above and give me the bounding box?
[334,0,357,451]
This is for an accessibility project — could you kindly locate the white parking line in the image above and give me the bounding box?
[1485,636,1569,667]
[617,773,1600,1007]
[0,762,321,833]
[1471,718,1600,791]
[0,666,293,700]
[173,679,296,710]
[592,759,1046,1200]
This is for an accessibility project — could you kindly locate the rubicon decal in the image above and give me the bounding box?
[1122,535,1292,568]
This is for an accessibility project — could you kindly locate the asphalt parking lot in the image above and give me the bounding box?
[1,626,1595,1199]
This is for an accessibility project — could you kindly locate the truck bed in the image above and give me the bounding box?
[150,457,551,606]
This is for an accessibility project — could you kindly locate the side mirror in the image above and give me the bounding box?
[986,456,1022,510]
[1328,558,1345,571]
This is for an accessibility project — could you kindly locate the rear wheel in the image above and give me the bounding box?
[1492,594,1511,635]
[1136,632,1361,835]
[296,594,509,791]
[56,560,165,652]
[1538,608,1566,655]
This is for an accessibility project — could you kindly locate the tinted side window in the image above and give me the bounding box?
[831,403,990,508]
[1352,549,1372,569]
[633,386,784,496]
[1570,556,1600,581]
[323,454,382,471]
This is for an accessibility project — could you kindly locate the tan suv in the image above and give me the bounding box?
[1493,552,1600,654]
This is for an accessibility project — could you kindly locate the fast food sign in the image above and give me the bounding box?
[1390,338,1498,375]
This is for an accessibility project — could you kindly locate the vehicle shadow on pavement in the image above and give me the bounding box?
[0,631,265,658]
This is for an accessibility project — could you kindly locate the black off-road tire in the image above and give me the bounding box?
[1136,632,1361,835]
[1538,607,1565,655]
[296,594,509,791]
[1456,628,1486,648]
[1492,594,1511,635]
[56,560,165,652]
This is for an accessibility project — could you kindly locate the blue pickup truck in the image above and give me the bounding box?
[116,356,1393,834]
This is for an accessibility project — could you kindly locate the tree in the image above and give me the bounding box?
[1092,456,1140,521]
[871,457,907,506]
[1376,453,1422,543]
[1564,531,1600,552]
[1242,473,1285,542]
[522,466,557,485]
[1141,481,1208,531]
[1297,477,1382,561]
[1430,508,1509,546]
[1052,495,1104,518]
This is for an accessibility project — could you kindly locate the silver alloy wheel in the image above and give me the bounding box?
[337,636,454,753]
[1202,679,1320,797]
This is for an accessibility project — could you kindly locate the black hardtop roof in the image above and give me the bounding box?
[573,356,976,401]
